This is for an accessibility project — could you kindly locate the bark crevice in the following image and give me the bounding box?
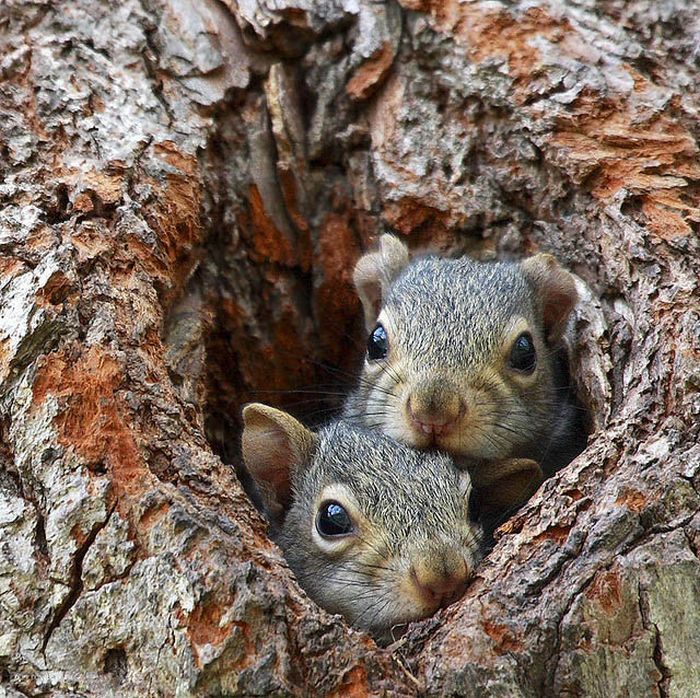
[41,505,117,654]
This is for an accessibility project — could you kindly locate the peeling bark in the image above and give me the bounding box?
[0,0,698,695]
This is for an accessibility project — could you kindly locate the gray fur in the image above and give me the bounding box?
[345,240,587,477]
[274,421,482,637]
[283,421,475,551]
[242,404,543,637]
[386,257,537,371]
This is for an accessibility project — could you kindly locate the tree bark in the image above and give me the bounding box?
[0,0,698,695]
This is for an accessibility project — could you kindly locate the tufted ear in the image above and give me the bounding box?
[521,254,578,345]
[353,234,410,331]
[471,458,543,516]
[241,403,317,524]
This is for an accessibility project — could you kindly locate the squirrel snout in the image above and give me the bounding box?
[406,381,465,437]
[410,548,470,608]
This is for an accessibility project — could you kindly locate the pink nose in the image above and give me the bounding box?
[411,551,470,607]
[407,394,464,437]
[409,412,455,436]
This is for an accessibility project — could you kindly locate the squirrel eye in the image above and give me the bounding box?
[367,324,389,361]
[316,501,353,537]
[509,332,537,373]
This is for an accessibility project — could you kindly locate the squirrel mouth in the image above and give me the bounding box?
[408,419,453,446]
[416,421,446,436]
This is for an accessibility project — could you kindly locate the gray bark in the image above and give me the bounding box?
[0,0,698,695]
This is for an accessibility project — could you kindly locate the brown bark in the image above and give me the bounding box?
[0,0,698,695]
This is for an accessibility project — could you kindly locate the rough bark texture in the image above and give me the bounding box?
[0,0,698,695]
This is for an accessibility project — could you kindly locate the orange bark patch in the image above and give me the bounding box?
[71,192,95,215]
[32,345,149,497]
[36,270,74,306]
[615,489,646,513]
[346,42,396,101]
[0,257,28,279]
[27,224,57,255]
[276,169,312,270]
[641,193,699,240]
[51,168,124,216]
[562,488,584,501]
[158,174,201,262]
[585,568,622,615]
[139,501,171,530]
[0,339,10,383]
[247,184,298,267]
[532,524,572,545]
[417,3,569,90]
[327,665,369,698]
[318,211,362,284]
[82,170,124,208]
[482,619,524,654]
[416,1,700,237]
[186,598,236,648]
[495,512,526,537]
[459,6,568,85]
[551,77,700,236]
[383,198,450,236]
[155,140,199,176]
[181,599,256,673]
[72,222,114,263]
[553,97,698,190]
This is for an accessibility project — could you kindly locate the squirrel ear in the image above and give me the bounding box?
[241,403,317,522]
[521,254,578,345]
[472,458,543,515]
[353,234,410,331]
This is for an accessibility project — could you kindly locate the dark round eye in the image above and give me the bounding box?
[316,501,353,537]
[367,323,389,361]
[508,332,537,373]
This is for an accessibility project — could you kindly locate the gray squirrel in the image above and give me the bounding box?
[241,403,540,637]
[345,234,588,483]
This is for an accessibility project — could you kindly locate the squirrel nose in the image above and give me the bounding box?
[411,548,469,607]
[407,381,464,436]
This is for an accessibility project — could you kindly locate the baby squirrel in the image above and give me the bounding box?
[345,234,587,482]
[241,403,540,637]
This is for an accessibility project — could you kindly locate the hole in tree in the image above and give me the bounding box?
[103,647,128,685]
[161,85,596,638]
[163,91,594,499]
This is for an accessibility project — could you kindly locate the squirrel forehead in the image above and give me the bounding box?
[302,423,470,523]
[384,257,537,364]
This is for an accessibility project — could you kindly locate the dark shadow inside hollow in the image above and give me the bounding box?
[162,95,369,499]
[158,91,597,643]
[164,90,594,527]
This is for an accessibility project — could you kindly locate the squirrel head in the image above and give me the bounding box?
[241,403,540,637]
[349,234,578,467]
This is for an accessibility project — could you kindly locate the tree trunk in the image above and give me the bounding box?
[1,0,698,695]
